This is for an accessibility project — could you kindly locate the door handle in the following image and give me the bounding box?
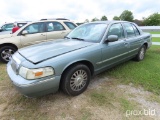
[41,34,45,36]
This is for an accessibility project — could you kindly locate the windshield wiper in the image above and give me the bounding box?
[71,37,85,41]
[64,36,70,39]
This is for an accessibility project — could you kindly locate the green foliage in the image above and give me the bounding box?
[84,19,89,23]
[120,10,134,21]
[143,13,160,26]
[101,15,108,21]
[113,16,120,20]
[91,17,99,22]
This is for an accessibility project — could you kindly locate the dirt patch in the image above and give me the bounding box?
[117,84,160,119]
[0,76,160,119]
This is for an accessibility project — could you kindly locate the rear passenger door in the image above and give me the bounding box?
[122,23,141,56]
[46,22,68,41]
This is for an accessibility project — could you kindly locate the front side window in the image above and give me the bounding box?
[2,24,14,31]
[64,22,77,29]
[46,22,65,32]
[67,23,107,43]
[24,23,44,34]
[1,25,6,31]
[123,23,135,38]
[107,23,125,39]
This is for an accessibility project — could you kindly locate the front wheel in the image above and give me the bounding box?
[134,45,146,61]
[0,46,16,63]
[61,64,91,96]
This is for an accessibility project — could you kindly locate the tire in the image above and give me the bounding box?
[134,45,146,61]
[61,64,91,96]
[0,46,16,63]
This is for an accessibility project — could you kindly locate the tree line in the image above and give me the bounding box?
[78,10,160,26]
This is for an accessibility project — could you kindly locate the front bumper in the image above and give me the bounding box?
[7,62,61,97]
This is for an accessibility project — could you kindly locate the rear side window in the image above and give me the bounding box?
[64,22,77,29]
[131,24,140,36]
[123,23,135,38]
[46,22,65,32]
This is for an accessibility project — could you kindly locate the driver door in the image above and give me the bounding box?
[20,22,46,47]
[100,23,130,69]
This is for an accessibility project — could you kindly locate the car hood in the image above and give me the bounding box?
[18,39,94,64]
[0,33,13,39]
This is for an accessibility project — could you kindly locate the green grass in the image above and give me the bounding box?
[152,37,160,42]
[120,98,134,112]
[90,90,115,107]
[149,31,160,34]
[106,46,160,95]
[0,63,8,81]
[80,109,92,120]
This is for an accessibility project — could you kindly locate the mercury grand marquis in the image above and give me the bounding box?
[7,21,152,97]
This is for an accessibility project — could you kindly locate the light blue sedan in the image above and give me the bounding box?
[7,21,152,97]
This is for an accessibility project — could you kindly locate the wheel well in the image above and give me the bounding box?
[59,60,94,88]
[63,61,94,76]
[0,43,18,50]
[143,43,148,49]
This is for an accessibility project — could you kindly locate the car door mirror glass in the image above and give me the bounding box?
[22,30,28,35]
[106,35,118,42]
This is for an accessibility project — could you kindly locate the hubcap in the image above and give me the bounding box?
[1,49,14,61]
[70,70,88,91]
[139,47,145,60]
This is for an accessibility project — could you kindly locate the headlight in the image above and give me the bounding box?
[19,66,54,80]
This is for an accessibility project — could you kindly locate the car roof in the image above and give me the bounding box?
[27,19,72,25]
[90,20,132,24]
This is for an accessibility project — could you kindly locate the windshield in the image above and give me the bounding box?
[67,23,107,43]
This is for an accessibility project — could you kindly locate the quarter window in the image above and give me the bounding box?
[24,23,44,34]
[46,22,65,32]
[107,23,125,39]
[64,22,77,29]
[123,23,135,38]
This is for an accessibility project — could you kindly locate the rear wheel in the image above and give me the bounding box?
[61,64,91,96]
[0,46,16,63]
[134,45,146,61]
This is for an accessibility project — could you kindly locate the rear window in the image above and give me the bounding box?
[64,22,77,29]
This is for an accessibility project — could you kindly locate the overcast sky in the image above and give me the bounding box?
[0,0,159,24]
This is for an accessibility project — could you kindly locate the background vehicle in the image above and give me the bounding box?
[0,21,29,35]
[7,21,152,97]
[0,19,77,63]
